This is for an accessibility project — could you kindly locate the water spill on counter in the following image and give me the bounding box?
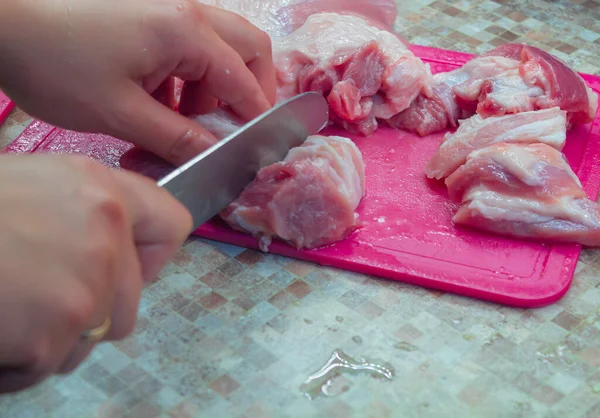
[299,350,395,400]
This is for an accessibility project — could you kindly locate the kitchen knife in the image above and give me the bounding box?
[157,92,330,230]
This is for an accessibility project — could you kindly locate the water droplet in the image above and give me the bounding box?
[225,69,230,75]
[336,316,344,323]
[395,341,418,351]
[176,3,185,11]
[377,216,386,223]
[300,350,395,401]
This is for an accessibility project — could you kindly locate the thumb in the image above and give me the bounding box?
[113,169,193,283]
[107,83,218,166]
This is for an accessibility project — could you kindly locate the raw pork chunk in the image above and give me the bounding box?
[199,0,398,37]
[393,44,598,137]
[455,44,598,124]
[220,135,366,251]
[425,107,567,180]
[389,55,519,136]
[273,13,432,135]
[446,143,600,246]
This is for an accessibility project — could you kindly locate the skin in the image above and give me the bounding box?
[0,0,276,393]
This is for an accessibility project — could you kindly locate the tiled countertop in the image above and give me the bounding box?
[2,1,600,417]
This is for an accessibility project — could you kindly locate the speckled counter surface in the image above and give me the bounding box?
[2,1,600,417]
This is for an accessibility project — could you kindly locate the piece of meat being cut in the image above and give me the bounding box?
[446,142,600,246]
[199,0,398,38]
[220,135,366,252]
[273,12,432,135]
[425,107,567,180]
[454,43,599,124]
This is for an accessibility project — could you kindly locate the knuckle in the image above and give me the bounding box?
[57,285,95,332]
[91,193,127,228]
[254,29,272,55]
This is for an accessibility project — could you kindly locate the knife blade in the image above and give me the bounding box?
[157,92,330,230]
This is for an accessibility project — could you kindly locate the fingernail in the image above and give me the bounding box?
[168,129,216,165]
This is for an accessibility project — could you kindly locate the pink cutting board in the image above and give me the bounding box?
[0,91,14,124]
[5,46,600,308]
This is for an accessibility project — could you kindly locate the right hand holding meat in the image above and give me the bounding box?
[0,155,192,394]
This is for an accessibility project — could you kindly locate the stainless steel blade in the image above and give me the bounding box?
[157,92,330,229]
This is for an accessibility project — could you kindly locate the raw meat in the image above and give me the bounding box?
[425,107,567,180]
[386,73,469,137]
[199,0,398,38]
[389,55,520,136]
[455,43,599,124]
[273,12,432,135]
[220,135,366,251]
[446,142,600,246]
[392,44,598,137]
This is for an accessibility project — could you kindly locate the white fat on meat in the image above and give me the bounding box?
[198,0,398,38]
[446,142,600,246]
[425,107,567,180]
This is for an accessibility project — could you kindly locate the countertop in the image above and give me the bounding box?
[2,1,600,417]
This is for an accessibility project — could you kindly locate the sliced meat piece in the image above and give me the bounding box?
[425,107,567,180]
[455,43,599,124]
[446,142,600,246]
[274,12,432,135]
[389,56,521,136]
[454,69,544,116]
[387,79,467,136]
[200,0,398,37]
[220,135,365,251]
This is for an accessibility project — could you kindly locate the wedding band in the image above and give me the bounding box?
[80,317,111,343]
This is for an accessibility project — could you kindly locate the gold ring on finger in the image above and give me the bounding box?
[80,317,111,343]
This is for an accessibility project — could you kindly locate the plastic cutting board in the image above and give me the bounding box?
[0,91,14,124]
[5,46,600,308]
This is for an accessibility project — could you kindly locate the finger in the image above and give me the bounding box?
[178,80,219,117]
[151,77,177,110]
[57,342,94,374]
[200,6,276,106]
[107,82,218,166]
[0,368,46,394]
[113,169,193,283]
[102,213,143,341]
[172,13,272,121]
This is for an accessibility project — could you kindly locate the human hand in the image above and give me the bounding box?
[0,0,275,165]
[0,154,191,393]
